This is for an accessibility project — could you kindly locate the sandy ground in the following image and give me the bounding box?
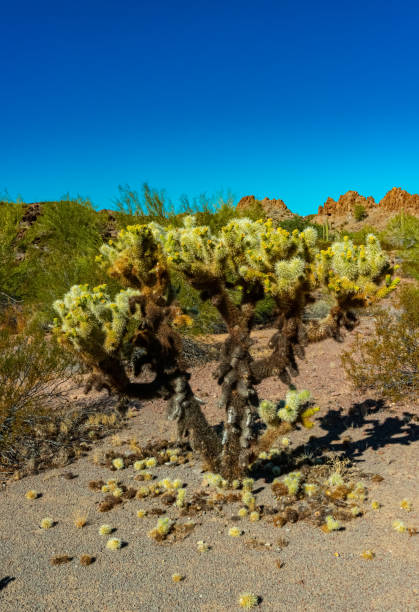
[1,322,418,612]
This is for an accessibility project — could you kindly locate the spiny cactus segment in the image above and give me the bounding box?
[258,389,318,430]
[53,284,141,356]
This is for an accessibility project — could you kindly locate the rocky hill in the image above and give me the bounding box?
[237,188,419,230]
[237,195,295,222]
[312,187,419,229]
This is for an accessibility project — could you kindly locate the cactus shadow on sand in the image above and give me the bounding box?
[294,398,418,463]
[0,576,15,592]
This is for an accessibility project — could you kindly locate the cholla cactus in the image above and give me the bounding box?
[303,483,318,497]
[53,213,399,481]
[98,224,165,289]
[160,216,317,301]
[175,489,186,508]
[277,389,311,424]
[238,592,259,609]
[283,471,302,495]
[258,400,280,427]
[328,471,345,487]
[258,388,318,436]
[53,284,141,357]
[314,235,399,308]
[325,515,341,532]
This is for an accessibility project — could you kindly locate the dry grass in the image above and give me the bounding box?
[73,508,90,529]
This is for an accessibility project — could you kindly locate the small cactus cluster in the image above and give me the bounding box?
[392,519,407,533]
[347,482,367,502]
[324,515,341,532]
[149,516,174,541]
[52,284,141,356]
[106,537,122,550]
[314,234,399,306]
[283,471,303,495]
[360,550,375,560]
[228,526,243,537]
[25,490,38,500]
[202,472,229,489]
[327,471,345,487]
[303,483,318,497]
[241,490,256,511]
[400,499,412,512]
[175,489,186,508]
[171,573,184,583]
[133,455,162,470]
[112,457,124,470]
[258,389,319,429]
[238,592,259,609]
[157,477,183,491]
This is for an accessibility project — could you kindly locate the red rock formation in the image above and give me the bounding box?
[237,195,258,210]
[237,195,294,219]
[379,187,419,213]
[317,191,376,217]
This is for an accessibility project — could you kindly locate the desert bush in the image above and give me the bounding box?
[342,285,418,400]
[354,204,367,222]
[0,201,28,302]
[340,225,379,246]
[170,270,224,335]
[0,319,127,474]
[381,212,419,250]
[113,182,178,228]
[398,284,419,327]
[277,217,322,234]
[21,198,118,321]
[114,185,267,234]
[24,197,105,253]
[253,295,277,325]
[380,213,419,280]
[0,322,77,468]
[53,218,399,479]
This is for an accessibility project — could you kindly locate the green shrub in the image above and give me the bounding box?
[113,182,177,228]
[21,198,118,322]
[171,271,224,335]
[381,212,419,250]
[114,185,267,234]
[401,257,419,281]
[0,202,28,302]
[340,225,379,246]
[0,322,76,466]
[397,283,419,328]
[342,284,418,400]
[277,217,322,234]
[354,204,367,222]
[254,296,277,325]
[380,213,419,280]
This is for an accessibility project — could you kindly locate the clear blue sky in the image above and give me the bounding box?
[1,0,419,215]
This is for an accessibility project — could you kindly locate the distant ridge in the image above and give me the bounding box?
[237,187,419,229]
[3,186,419,233]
